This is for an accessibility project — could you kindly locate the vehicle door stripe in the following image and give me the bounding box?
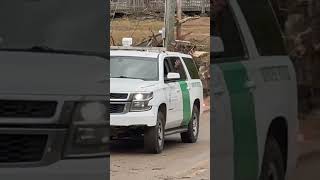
[179,81,191,126]
[219,62,259,180]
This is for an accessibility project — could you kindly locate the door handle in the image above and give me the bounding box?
[245,80,256,89]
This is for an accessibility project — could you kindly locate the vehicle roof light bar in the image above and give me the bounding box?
[110,46,167,52]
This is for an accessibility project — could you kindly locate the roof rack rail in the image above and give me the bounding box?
[110,46,167,52]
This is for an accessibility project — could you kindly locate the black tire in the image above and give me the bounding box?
[144,111,165,154]
[181,105,199,143]
[259,136,285,180]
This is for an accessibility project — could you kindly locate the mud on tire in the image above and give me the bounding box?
[259,136,285,180]
[144,111,165,154]
[181,105,200,143]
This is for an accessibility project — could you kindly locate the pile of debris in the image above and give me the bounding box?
[286,0,320,114]
[110,12,210,95]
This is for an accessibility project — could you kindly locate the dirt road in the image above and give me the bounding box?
[291,114,320,179]
[293,153,320,179]
[110,111,210,180]
[291,115,320,179]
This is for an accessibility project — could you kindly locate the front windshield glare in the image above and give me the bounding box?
[110,56,159,81]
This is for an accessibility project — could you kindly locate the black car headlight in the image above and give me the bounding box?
[130,92,153,112]
[78,102,107,122]
[64,101,109,158]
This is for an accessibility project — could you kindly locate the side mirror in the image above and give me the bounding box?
[166,73,180,81]
[211,36,224,53]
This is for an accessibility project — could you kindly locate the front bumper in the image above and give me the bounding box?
[110,108,157,127]
[0,157,109,180]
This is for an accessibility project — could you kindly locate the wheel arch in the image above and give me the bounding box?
[193,98,201,111]
[158,103,167,124]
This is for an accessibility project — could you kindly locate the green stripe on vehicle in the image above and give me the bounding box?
[219,62,259,180]
[179,81,191,126]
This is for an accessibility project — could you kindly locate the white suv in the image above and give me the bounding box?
[212,0,298,180]
[110,47,203,153]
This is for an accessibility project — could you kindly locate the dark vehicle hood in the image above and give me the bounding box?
[0,51,108,96]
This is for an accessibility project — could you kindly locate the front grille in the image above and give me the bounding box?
[110,104,125,113]
[0,134,47,163]
[0,100,57,118]
[110,93,128,100]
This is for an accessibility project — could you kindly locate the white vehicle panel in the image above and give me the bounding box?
[110,50,203,130]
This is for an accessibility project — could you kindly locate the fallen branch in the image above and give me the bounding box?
[135,30,162,47]
[192,51,209,58]
[111,35,116,46]
[180,32,193,40]
[176,16,200,25]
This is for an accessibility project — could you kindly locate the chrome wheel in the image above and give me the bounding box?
[267,162,279,180]
[157,120,163,147]
[192,113,198,137]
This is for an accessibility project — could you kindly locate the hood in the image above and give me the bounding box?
[110,78,158,93]
[0,51,108,96]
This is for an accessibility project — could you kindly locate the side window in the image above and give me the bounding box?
[269,0,288,32]
[170,57,187,80]
[237,0,287,56]
[164,57,187,81]
[212,3,247,62]
[164,58,171,78]
[182,57,200,79]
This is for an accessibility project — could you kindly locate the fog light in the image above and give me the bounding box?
[74,126,109,145]
[130,101,151,112]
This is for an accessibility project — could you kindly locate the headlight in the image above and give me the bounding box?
[78,102,107,122]
[64,124,109,158]
[74,126,109,146]
[131,92,153,112]
[64,101,109,158]
[133,92,153,101]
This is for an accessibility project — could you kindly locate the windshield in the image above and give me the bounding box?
[0,0,107,54]
[110,56,159,81]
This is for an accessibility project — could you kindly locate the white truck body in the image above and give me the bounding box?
[110,48,204,153]
[110,50,203,128]
[212,0,298,179]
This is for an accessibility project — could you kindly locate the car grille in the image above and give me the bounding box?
[110,93,128,100]
[0,134,48,163]
[110,104,125,114]
[0,100,57,118]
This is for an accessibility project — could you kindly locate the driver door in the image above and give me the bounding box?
[212,2,259,180]
[163,57,183,129]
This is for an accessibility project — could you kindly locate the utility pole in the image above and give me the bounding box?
[176,0,182,40]
[164,0,176,49]
[201,0,206,15]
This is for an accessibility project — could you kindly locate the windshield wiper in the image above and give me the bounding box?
[112,76,143,80]
[0,46,69,53]
[29,45,55,52]
[0,46,108,59]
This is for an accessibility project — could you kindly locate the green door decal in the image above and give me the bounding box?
[179,81,191,126]
[219,63,259,180]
